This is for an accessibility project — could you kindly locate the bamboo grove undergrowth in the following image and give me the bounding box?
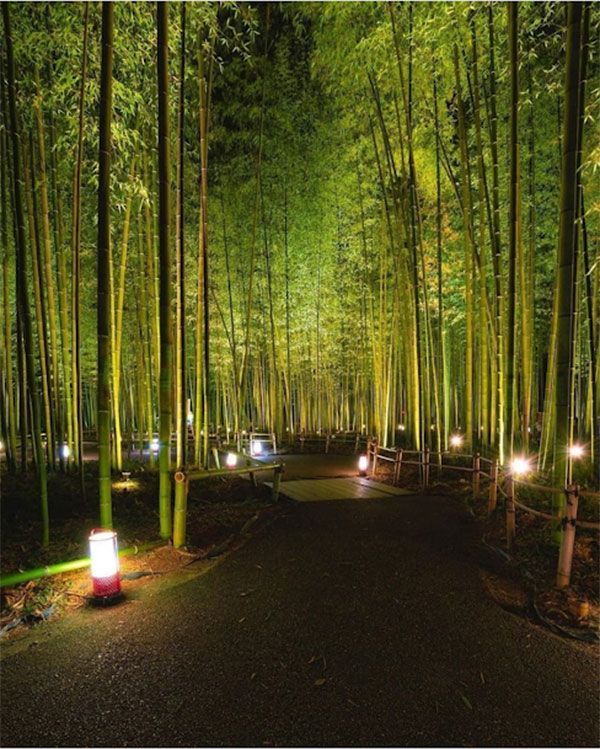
[0,2,598,546]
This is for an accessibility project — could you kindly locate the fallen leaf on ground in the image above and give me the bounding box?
[238,617,246,623]
[314,678,326,687]
[458,691,472,710]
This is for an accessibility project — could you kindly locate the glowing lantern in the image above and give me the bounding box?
[397,424,405,432]
[510,456,531,476]
[226,452,237,468]
[450,434,463,448]
[358,454,369,476]
[89,529,121,601]
[187,411,194,425]
[568,444,584,460]
[151,437,159,454]
[61,444,71,459]
[251,440,263,456]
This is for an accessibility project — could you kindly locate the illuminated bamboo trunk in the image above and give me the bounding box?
[157,2,172,539]
[97,1,114,529]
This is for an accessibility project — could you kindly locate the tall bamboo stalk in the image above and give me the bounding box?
[157,1,172,539]
[97,1,114,529]
[3,3,49,543]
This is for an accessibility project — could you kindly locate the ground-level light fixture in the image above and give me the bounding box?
[151,437,159,454]
[187,411,194,425]
[251,440,263,456]
[450,433,463,448]
[122,471,131,483]
[510,456,531,476]
[61,444,70,459]
[358,454,369,476]
[226,452,237,468]
[397,424,405,432]
[568,444,585,460]
[89,529,121,603]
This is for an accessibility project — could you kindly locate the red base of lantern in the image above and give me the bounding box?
[92,573,122,603]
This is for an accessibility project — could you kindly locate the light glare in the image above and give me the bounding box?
[568,444,584,460]
[510,457,531,476]
[226,452,237,468]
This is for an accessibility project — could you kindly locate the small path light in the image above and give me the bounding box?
[61,444,70,459]
[89,529,121,603]
[450,433,463,448]
[226,452,237,468]
[510,456,531,476]
[358,454,368,476]
[397,424,405,432]
[122,471,131,483]
[151,437,159,454]
[187,411,194,426]
[568,443,585,460]
[251,440,263,456]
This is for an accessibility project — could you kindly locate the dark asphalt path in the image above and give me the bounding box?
[1,477,598,746]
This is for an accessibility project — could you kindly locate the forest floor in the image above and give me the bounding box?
[1,459,598,747]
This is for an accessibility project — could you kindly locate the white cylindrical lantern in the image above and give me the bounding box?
[358,454,368,476]
[89,529,121,601]
[151,437,159,454]
[226,452,237,468]
[252,440,263,456]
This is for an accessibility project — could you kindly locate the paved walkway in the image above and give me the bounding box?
[1,458,598,747]
[268,477,411,502]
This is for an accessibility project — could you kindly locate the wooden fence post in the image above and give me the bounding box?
[354,433,360,453]
[371,440,378,477]
[272,464,283,502]
[246,458,258,489]
[423,446,430,489]
[272,433,277,455]
[473,452,481,497]
[506,473,516,551]
[393,447,403,485]
[212,446,221,469]
[325,434,331,454]
[556,485,579,589]
[487,458,498,514]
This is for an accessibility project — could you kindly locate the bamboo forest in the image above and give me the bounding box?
[2,0,598,539]
[1,2,599,747]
